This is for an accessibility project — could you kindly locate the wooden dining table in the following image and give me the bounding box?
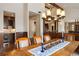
[5,40,79,56]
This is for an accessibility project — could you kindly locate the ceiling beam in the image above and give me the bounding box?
[50,3,63,10]
[45,6,50,9]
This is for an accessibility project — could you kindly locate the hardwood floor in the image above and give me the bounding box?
[0,44,15,56]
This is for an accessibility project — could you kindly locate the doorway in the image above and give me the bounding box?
[29,11,40,37]
[3,11,15,51]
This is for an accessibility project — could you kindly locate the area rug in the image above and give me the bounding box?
[28,41,70,56]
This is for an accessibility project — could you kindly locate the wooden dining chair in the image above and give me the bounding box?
[15,37,31,48]
[33,36,42,44]
[44,34,51,43]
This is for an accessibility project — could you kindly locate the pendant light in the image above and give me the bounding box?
[57,8,61,16]
[42,8,65,21]
[48,17,51,21]
[61,10,65,17]
[47,9,51,16]
[47,9,52,21]
[42,12,46,19]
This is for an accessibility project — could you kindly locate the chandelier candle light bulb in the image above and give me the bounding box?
[47,9,51,16]
[48,17,51,21]
[57,8,61,16]
[61,10,65,16]
[42,12,46,19]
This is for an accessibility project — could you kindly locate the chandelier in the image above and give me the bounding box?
[42,8,65,21]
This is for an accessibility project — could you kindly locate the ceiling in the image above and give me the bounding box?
[56,3,79,9]
[29,11,38,17]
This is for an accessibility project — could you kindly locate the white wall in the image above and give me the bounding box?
[28,3,45,39]
[23,3,29,37]
[0,10,3,33]
[29,15,40,38]
[65,7,79,22]
[58,20,65,32]
[0,3,28,32]
[0,3,45,38]
[28,3,44,14]
[29,16,36,37]
[58,6,79,32]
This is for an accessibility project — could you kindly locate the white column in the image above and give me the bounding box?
[23,3,29,38]
[40,15,43,43]
[40,4,45,43]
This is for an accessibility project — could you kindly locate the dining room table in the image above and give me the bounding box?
[5,39,79,56]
